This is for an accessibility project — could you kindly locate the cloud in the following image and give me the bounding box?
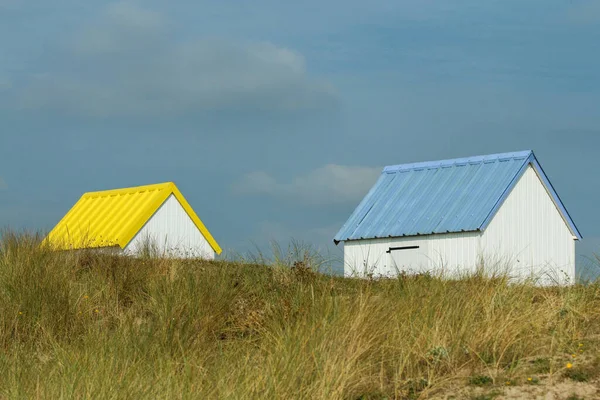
[105,2,164,30]
[567,1,600,24]
[232,164,381,205]
[0,0,17,9]
[70,2,166,56]
[14,2,336,117]
[0,77,10,90]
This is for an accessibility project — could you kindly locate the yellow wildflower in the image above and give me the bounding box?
[83,295,89,300]
[579,343,584,347]
[566,363,573,369]
[527,377,532,382]
[18,312,23,315]
[505,381,511,386]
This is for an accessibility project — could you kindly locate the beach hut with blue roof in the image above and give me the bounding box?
[334,151,581,284]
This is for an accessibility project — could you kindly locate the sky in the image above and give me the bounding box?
[1,1,599,278]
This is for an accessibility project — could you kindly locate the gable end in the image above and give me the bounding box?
[480,154,582,240]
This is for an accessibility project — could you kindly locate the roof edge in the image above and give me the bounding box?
[335,229,483,243]
[383,150,533,173]
[82,182,174,198]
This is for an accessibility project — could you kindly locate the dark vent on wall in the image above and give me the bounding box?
[386,246,420,254]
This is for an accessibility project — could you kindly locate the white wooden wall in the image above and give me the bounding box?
[480,165,575,284]
[343,165,576,284]
[124,194,215,259]
[343,232,480,278]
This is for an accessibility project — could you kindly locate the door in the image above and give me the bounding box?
[387,243,430,276]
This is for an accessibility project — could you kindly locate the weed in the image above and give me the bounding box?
[471,391,502,400]
[469,375,494,386]
[531,357,551,374]
[564,367,590,382]
[526,376,540,385]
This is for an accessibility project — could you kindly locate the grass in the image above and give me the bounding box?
[531,357,551,374]
[1,232,600,399]
[468,375,494,386]
[470,392,502,400]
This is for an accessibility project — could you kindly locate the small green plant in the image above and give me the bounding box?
[404,378,429,399]
[531,357,551,374]
[426,346,449,363]
[469,375,493,386]
[355,393,389,400]
[566,395,584,400]
[564,367,590,382]
[471,391,502,400]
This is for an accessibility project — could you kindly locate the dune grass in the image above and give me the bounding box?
[0,232,599,399]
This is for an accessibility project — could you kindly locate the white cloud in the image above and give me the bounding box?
[232,164,381,205]
[15,2,336,117]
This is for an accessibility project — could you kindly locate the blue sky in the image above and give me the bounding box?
[1,1,599,277]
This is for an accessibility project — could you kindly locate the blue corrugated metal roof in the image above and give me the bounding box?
[334,150,582,243]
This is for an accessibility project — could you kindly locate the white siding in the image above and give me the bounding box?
[124,194,215,259]
[480,165,576,284]
[343,165,576,284]
[343,232,480,278]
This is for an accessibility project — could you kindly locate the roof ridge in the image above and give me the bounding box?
[383,150,533,173]
[83,182,174,197]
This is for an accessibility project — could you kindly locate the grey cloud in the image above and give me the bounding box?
[568,1,600,24]
[0,0,17,9]
[71,2,166,56]
[105,2,164,30]
[0,77,10,90]
[15,2,337,117]
[232,164,381,205]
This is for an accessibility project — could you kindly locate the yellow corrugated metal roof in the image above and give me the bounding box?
[43,182,222,254]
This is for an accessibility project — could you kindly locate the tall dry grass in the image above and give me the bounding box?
[0,232,599,399]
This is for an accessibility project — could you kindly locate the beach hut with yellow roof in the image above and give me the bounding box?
[43,182,221,259]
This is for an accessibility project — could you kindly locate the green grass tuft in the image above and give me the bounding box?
[469,375,494,386]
